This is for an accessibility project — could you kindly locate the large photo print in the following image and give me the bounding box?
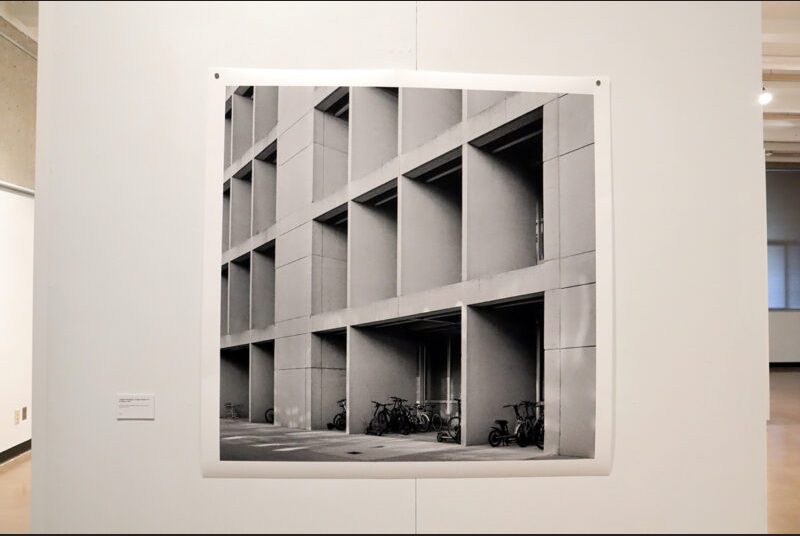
[217,83,598,465]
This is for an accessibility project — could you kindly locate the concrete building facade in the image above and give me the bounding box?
[220,85,596,457]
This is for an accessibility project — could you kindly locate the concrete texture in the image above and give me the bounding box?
[250,246,275,329]
[230,172,251,246]
[348,326,418,434]
[401,88,461,152]
[313,109,348,200]
[350,87,398,180]
[466,90,513,117]
[254,86,278,142]
[349,194,398,306]
[252,158,276,234]
[400,171,462,294]
[231,93,253,163]
[249,342,274,422]
[227,257,250,333]
[465,144,540,279]
[558,346,595,457]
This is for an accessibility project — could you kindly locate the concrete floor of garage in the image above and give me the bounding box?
[220,420,561,462]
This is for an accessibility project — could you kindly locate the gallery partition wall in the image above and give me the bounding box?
[219,85,596,460]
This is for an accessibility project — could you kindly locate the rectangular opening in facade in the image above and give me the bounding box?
[312,204,348,314]
[249,340,275,423]
[313,87,349,201]
[349,310,461,439]
[222,180,230,252]
[230,163,252,247]
[220,345,249,420]
[400,88,462,151]
[350,87,398,180]
[401,148,463,294]
[251,242,275,329]
[221,264,229,335]
[253,142,277,234]
[466,109,544,279]
[464,296,544,447]
[350,180,398,307]
[224,96,232,169]
[254,86,278,143]
[228,253,251,334]
[312,329,347,431]
[231,86,254,163]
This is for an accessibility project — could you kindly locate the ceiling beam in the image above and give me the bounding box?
[764,112,800,121]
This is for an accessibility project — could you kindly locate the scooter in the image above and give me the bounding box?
[488,403,530,447]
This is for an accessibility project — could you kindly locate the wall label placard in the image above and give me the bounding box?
[116,394,155,420]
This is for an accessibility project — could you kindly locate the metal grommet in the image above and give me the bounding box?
[214,73,220,79]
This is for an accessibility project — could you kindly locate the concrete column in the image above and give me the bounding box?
[249,342,274,422]
[310,332,347,429]
[347,326,418,434]
[312,109,348,200]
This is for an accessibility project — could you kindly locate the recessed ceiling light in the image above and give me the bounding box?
[759,88,773,106]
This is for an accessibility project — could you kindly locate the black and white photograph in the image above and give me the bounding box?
[217,84,597,463]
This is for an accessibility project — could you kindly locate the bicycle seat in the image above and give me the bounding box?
[494,419,508,426]
[502,404,513,408]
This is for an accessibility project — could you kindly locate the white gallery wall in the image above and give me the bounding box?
[33,1,768,533]
[0,188,34,455]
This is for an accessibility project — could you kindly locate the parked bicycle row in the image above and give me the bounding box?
[366,396,461,438]
[489,400,544,449]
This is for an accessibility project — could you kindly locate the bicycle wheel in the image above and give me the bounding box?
[532,420,544,449]
[377,410,390,435]
[448,416,460,439]
[416,413,430,433]
[265,408,274,424]
[430,413,443,432]
[488,429,502,447]
[516,422,531,447]
[333,413,345,431]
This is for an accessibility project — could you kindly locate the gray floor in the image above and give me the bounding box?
[220,419,564,462]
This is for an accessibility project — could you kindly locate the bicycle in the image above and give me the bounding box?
[264,407,274,424]
[488,402,529,448]
[327,399,347,431]
[427,404,444,432]
[366,401,391,436]
[224,402,243,420]
[521,400,544,449]
[388,397,411,435]
[411,403,431,433]
[436,398,461,443]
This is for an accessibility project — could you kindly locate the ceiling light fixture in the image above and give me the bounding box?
[759,87,773,106]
